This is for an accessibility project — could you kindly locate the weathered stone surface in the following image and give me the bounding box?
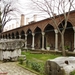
[0,39,25,50]
[0,39,25,61]
[45,57,75,75]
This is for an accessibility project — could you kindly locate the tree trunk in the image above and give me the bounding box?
[61,33,66,56]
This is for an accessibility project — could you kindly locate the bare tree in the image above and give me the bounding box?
[31,0,75,56]
[0,0,20,32]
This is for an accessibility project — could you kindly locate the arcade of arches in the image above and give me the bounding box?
[0,12,75,51]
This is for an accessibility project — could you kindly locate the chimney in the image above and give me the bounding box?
[16,22,19,28]
[53,13,56,17]
[20,14,25,26]
[33,15,37,22]
[12,24,14,29]
[6,27,8,31]
[26,18,29,24]
[9,25,10,30]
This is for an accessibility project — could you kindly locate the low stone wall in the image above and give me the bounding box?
[30,50,62,54]
[29,50,75,56]
[66,51,75,56]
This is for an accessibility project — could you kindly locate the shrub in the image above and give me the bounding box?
[70,70,75,75]
[18,57,24,65]
[65,46,70,50]
[26,60,30,67]
[31,62,41,72]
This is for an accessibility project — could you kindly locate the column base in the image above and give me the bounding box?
[32,47,35,50]
[25,47,27,49]
[41,48,45,50]
[55,48,58,51]
[73,49,75,52]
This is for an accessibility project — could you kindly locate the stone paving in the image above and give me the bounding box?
[0,62,37,75]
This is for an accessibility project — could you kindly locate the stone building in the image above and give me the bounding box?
[0,10,75,51]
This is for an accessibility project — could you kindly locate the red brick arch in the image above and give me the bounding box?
[34,26,42,33]
[58,19,74,27]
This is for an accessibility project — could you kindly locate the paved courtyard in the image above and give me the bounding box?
[0,62,37,75]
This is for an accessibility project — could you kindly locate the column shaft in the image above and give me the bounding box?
[25,34,27,49]
[73,27,75,51]
[32,33,35,50]
[42,32,45,50]
[19,35,21,39]
[55,29,58,51]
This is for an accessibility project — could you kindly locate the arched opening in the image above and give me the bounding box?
[3,35,4,39]
[0,35,1,39]
[34,27,42,49]
[8,33,11,39]
[1,35,2,39]
[6,34,7,39]
[21,30,25,39]
[16,31,19,39]
[12,33,15,39]
[58,21,73,51]
[44,24,55,50]
[26,29,32,49]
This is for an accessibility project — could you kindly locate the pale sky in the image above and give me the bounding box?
[4,0,46,30]
[4,0,75,31]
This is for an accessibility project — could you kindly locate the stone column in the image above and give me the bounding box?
[19,35,21,39]
[10,36,12,39]
[73,27,75,51]
[1,36,3,39]
[32,33,35,50]
[14,36,16,39]
[54,29,58,51]
[7,36,9,39]
[41,32,45,50]
[25,34,27,49]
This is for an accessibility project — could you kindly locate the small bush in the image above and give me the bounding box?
[70,70,75,75]
[26,60,30,67]
[18,57,24,65]
[31,62,41,72]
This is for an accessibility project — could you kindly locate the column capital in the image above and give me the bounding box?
[54,29,58,33]
[19,35,21,39]
[10,36,12,39]
[42,32,45,36]
[73,27,75,31]
[32,33,35,36]
[25,34,27,37]
[14,36,16,39]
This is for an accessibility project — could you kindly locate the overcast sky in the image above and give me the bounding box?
[4,0,75,30]
[18,0,47,21]
[4,0,46,29]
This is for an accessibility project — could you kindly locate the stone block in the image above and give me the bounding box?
[45,57,75,75]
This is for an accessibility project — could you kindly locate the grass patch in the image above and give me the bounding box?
[19,51,61,75]
[22,51,61,61]
[70,70,75,75]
